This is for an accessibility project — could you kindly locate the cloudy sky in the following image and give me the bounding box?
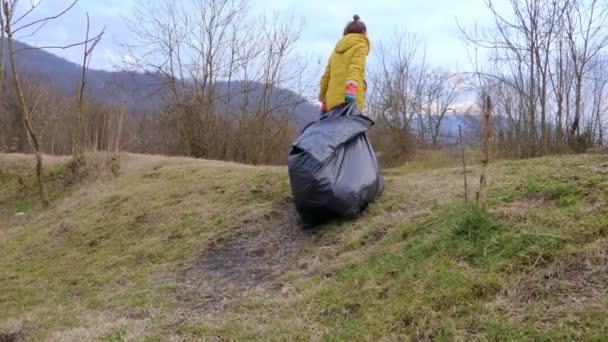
[12,0,509,71]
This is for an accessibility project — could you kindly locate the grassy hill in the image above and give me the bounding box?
[0,152,607,341]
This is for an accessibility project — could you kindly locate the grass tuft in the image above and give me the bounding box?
[451,205,502,242]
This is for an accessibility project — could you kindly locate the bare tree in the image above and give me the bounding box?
[535,0,569,153]
[594,58,607,145]
[461,0,608,157]
[423,69,462,147]
[72,13,104,177]
[3,0,50,206]
[2,0,103,207]
[482,0,535,157]
[369,29,426,158]
[124,0,310,164]
[239,13,307,164]
[566,0,608,143]
[548,12,572,151]
[123,0,190,150]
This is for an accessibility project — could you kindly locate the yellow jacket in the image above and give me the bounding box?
[320,33,370,111]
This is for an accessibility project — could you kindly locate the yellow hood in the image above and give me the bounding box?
[335,34,370,54]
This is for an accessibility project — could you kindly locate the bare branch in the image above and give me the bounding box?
[11,0,39,26]
[12,0,77,34]
[14,29,105,53]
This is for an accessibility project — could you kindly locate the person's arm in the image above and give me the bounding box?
[345,44,368,102]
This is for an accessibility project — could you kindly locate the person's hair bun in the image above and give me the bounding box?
[343,14,367,35]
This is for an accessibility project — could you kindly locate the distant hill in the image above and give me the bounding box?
[2,40,319,127]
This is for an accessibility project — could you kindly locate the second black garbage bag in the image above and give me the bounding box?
[288,102,384,224]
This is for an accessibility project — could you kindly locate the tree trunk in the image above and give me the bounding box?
[0,13,5,96]
[477,95,492,210]
[571,74,583,139]
[540,74,548,154]
[528,44,537,158]
[4,5,50,207]
[459,125,468,204]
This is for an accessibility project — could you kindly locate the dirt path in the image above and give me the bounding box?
[172,169,467,318]
[175,204,319,314]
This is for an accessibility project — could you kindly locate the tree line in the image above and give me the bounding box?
[462,0,608,157]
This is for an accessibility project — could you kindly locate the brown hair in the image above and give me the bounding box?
[343,15,367,35]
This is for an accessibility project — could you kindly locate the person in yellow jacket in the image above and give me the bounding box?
[319,15,369,115]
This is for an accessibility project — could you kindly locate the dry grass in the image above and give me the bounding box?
[45,312,156,342]
[0,152,290,339]
[490,198,544,219]
[1,152,607,340]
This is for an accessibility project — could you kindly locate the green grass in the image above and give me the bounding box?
[1,153,607,340]
[0,170,9,184]
[205,154,608,340]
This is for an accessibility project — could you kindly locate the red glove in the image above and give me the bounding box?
[346,82,357,103]
[321,102,328,114]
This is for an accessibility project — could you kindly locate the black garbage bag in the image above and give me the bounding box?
[288,102,384,224]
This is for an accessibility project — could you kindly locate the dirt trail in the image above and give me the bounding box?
[175,205,319,314]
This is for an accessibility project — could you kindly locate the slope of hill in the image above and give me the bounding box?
[3,40,319,127]
[0,153,607,340]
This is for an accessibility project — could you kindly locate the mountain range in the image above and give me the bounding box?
[2,40,319,127]
[3,40,482,141]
